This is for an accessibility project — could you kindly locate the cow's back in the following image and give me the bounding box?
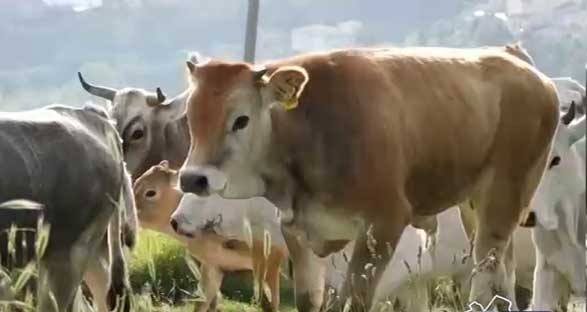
[268,47,558,215]
[0,109,122,251]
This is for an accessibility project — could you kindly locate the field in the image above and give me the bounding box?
[128,230,296,312]
[1,228,585,311]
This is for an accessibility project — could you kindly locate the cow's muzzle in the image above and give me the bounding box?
[180,166,227,197]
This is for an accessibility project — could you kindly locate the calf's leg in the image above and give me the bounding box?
[193,264,223,312]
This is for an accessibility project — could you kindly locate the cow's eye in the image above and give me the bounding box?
[232,115,249,132]
[145,190,157,199]
[131,129,145,141]
[548,156,561,169]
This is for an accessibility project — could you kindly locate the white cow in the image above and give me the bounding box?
[531,108,586,311]
[552,77,586,114]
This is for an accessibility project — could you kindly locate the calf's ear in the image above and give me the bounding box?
[262,66,309,110]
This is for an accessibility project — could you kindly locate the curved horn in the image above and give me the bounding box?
[562,101,576,125]
[78,72,116,101]
[146,88,166,107]
[156,87,167,103]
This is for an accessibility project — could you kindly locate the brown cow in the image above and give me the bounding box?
[133,161,288,312]
[178,47,559,311]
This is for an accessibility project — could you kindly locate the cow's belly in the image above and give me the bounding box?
[408,166,490,216]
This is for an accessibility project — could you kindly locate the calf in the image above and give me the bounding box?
[0,104,135,311]
[134,161,288,312]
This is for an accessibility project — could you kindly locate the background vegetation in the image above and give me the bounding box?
[1,0,585,111]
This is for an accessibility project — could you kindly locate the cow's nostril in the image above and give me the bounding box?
[180,172,210,195]
[194,176,208,191]
[170,219,178,232]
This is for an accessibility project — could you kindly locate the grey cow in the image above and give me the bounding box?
[0,104,137,311]
[77,72,190,181]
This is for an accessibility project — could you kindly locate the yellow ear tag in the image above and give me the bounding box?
[282,98,298,111]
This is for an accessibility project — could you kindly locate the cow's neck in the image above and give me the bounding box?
[262,108,313,213]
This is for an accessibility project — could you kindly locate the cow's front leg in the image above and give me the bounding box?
[531,251,568,312]
[338,214,407,312]
[282,224,327,312]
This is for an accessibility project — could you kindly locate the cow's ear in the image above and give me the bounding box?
[264,66,309,110]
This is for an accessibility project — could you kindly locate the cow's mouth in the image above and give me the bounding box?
[176,228,195,238]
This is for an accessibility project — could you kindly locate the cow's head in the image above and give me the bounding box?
[179,59,309,199]
[132,161,182,230]
[533,102,586,230]
[78,72,189,179]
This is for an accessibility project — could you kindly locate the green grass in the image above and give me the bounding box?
[2,227,585,311]
[165,300,295,312]
[129,229,296,311]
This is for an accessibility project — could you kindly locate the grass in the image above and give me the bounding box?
[1,227,585,311]
[129,229,296,311]
[135,300,296,312]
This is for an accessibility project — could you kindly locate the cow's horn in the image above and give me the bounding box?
[562,101,576,125]
[78,72,116,101]
[146,88,166,107]
[156,87,166,103]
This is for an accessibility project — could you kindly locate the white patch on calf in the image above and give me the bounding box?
[171,194,285,246]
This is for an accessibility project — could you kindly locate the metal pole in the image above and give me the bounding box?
[244,0,260,63]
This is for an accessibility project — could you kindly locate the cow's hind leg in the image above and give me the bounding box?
[84,240,110,312]
[469,158,549,310]
[37,244,93,312]
[468,180,522,310]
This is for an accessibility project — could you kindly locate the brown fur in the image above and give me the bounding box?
[183,47,559,310]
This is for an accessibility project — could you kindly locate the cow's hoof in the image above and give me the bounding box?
[260,293,274,312]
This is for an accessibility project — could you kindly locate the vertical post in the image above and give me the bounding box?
[244,0,260,63]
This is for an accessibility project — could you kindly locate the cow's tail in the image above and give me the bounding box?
[104,123,135,311]
[104,169,135,311]
[106,194,131,312]
[105,117,138,249]
[120,169,138,249]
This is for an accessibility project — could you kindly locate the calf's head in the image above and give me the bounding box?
[180,59,309,199]
[133,161,182,231]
